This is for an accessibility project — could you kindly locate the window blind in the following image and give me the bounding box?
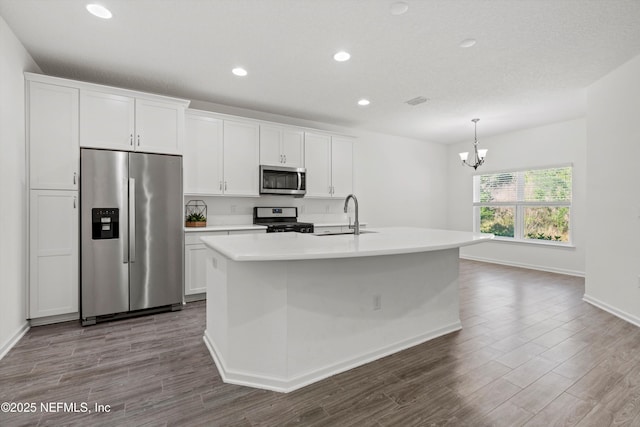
[474,166,571,204]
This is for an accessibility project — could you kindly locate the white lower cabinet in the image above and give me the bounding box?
[185,229,265,297]
[185,243,212,296]
[185,231,225,296]
[29,190,79,319]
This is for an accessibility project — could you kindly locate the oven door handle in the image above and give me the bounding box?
[297,172,302,191]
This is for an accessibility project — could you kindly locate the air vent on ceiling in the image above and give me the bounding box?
[405,96,429,106]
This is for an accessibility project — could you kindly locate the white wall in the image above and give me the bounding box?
[187,100,448,228]
[0,16,41,358]
[446,119,587,276]
[354,129,447,228]
[584,54,640,326]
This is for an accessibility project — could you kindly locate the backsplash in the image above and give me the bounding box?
[184,196,356,225]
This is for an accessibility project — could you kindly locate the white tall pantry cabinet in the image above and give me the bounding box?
[27,76,80,321]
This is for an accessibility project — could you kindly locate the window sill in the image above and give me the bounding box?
[489,236,576,249]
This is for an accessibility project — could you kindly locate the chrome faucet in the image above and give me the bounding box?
[343,194,360,235]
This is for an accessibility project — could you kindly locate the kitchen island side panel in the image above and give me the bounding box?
[204,246,462,392]
[286,249,460,379]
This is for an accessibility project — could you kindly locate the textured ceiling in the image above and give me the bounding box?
[2,0,640,143]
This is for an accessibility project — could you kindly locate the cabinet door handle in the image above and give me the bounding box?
[130,134,133,146]
[219,181,222,191]
[73,197,76,209]
[224,181,227,191]
[73,172,77,185]
[284,154,287,163]
[137,135,141,146]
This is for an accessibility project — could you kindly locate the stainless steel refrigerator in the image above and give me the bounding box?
[80,148,183,325]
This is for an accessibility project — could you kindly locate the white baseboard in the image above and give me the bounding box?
[185,293,206,303]
[583,294,640,328]
[460,255,585,277]
[203,321,462,393]
[0,322,30,361]
[29,312,79,327]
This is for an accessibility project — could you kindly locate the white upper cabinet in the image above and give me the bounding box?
[28,81,79,190]
[184,112,224,195]
[80,90,186,155]
[304,132,333,197]
[304,132,353,198]
[135,98,184,154]
[330,136,354,198]
[223,119,260,196]
[260,125,304,167]
[183,110,259,196]
[80,90,135,151]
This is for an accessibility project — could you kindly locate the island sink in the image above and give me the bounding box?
[313,230,377,236]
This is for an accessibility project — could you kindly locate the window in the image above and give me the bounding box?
[473,166,572,245]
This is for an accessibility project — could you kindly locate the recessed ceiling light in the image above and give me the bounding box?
[459,38,477,48]
[232,67,248,77]
[86,4,112,19]
[390,1,409,16]
[333,51,351,62]
[357,99,370,106]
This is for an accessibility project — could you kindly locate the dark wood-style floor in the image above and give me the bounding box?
[2,260,639,426]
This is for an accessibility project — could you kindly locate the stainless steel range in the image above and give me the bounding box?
[253,207,314,233]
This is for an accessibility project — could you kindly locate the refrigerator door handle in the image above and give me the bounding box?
[129,177,136,263]
[122,177,129,264]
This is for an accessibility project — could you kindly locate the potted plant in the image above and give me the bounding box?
[185,200,207,227]
[185,212,207,227]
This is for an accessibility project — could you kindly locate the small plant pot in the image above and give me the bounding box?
[185,221,207,228]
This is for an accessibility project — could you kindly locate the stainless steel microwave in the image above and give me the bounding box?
[259,165,306,197]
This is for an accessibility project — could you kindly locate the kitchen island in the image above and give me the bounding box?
[201,227,492,392]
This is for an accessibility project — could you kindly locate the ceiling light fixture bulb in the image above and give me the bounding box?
[390,1,409,16]
[86,4,112,19]
[357,99,370,106]
[459,38,477,48]
[232,67,248,77]
[333,51,351,62]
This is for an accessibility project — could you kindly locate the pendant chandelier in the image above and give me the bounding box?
[458,118,487,170]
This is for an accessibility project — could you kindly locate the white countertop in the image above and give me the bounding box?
[201,227,493,261]
[184,225,267,233]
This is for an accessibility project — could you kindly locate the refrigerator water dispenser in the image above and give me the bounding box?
[91,208,119,239]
